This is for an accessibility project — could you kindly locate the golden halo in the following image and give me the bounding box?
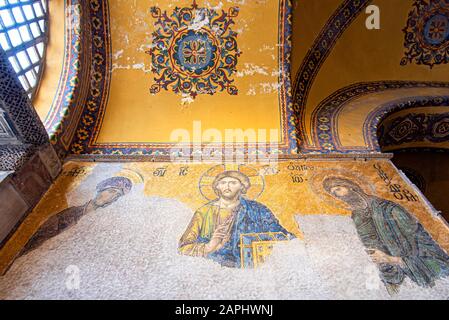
[115,168,145,185]
[308,168,376,210]
[199,164,265,201]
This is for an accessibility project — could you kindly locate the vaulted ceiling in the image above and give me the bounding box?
[31,0,449,158]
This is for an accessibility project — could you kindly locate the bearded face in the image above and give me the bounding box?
[214,177,244,201]
[329,185,367,209]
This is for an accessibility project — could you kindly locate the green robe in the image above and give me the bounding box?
[352,197,449,288]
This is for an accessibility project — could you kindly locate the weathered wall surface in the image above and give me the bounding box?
[60,0,298,156]
[1,159,448,299]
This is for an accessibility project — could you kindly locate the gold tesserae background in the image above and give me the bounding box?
[96,0,285,145]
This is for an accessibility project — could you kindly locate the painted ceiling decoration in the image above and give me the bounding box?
[291,0,374,153]
[401,0,449,68]
[70,0,110,156]
[32,0,449,158]
[40,0,91,159]
[379,112,449,147]
[365,97,449,152]
[291,0,372,119]
[66,0,297,157]
[4,1,449,300]
[147,0,241,99]
[308,81,449,153]
[377,103,449,153]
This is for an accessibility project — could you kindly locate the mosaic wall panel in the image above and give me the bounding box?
[291,0,449,154]
[307,81,449,153]
[43,0,92,158]
[1,160,448,299]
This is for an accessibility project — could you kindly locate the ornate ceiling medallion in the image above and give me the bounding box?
[147,0,241,99]
[401,0,449,68]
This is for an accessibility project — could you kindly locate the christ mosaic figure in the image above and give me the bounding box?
[179,170,295,268]
[323,176,449,294]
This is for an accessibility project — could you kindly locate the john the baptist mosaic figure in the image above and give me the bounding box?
[323,176,449,294]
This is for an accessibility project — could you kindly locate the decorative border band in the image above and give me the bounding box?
[42,0,91,158]
[309,81,449,153]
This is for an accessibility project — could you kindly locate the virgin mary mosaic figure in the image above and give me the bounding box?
[21,177,133,256]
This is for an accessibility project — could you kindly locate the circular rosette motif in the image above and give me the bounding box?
[148,1,241,99]
[431,116,449,140]
[170,28,221,78]
[422,13,449,48]
[402,1,449,68]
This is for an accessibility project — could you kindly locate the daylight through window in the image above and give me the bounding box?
[0,0,48,99]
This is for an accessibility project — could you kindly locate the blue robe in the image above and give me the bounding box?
[207,198,295,268]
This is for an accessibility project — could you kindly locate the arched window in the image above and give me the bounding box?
[0,0,48,99]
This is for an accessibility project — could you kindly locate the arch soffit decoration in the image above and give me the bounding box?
[376,106,449,153]
[292,0,373,151]
[292,0,449,154]
[309,82,449,153]
[39,0,94,158]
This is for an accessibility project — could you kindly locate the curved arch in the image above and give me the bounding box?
[37,0,111,159]
[292,0,372,151]
[307,81,449,153]
[41,0,88,157]
[292,0,372,105]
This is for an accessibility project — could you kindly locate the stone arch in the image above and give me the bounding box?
[306,81,449,153]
